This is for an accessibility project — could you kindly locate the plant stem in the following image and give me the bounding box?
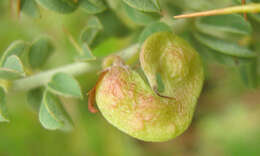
[174,3,260,19]
[11,44,139,92]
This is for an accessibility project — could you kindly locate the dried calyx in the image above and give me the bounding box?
[88,32,204,142]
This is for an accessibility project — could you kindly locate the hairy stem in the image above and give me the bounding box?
[11,44,139,92]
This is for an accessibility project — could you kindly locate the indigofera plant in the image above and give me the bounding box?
[90,32,204,142]
[1,0,260,143]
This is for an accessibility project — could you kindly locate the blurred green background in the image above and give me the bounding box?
[1,0,260,156]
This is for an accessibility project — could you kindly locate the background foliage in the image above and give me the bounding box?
[0,0,260,155]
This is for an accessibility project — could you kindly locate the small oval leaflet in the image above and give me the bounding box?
[0,87,9,122]
[36,0,79,14]
[79,0,107,14]
[195,14,252,40]
[28,35,54,69]
[123,0,161,13]
[193,32,256,58]
[238,59,258,88]
[21,0,41,18]
[39,91,73,131]
[0,55,25,80]
[123,2,160,25]
[47,72,83,98]
[79,16,103,46]
[27,88,43,112]
[0,40,28,67]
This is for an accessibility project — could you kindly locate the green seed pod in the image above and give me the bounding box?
[93,32,204,142]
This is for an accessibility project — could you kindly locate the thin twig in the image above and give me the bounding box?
[174,3,260,19]
[11,44,139,92]
[17,0,21,19]
[242,0,247,20]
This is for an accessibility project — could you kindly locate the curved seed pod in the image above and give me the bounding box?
[94,32,204,142]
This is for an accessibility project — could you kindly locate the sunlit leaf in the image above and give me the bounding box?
[0,55,25,80]
[36,0,78,14]
[28,36,54,69]
[193,32,256,58]
[139,22,171,44]
[0,68,25,80]
[39,91,73,131]
[21,0,41,18]
[123,0,160,13]
[47,73,82,98]
[79,0,107,14]
[195,14,252,40]
[3,55,24,73]
[0,87,9,122]
[123,2,160,25]
[0,40,28,67]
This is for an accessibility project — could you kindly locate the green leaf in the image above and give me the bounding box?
[76,43,96,61]
[122,2,160,25]
[193,41,238,66]
[35,0,78,14]
[21,0,41,18]
[80,28,100,45]
[3,55,25,73]
[87,16,103,29]
[123,0,160,13]
[195,14,252,40]
[39,91,73,131]
[139,22,171,44]
[238,58,258,88]
[193,32,256,58]
[79,0,107,14]
[0,40,28,67]
[27,88,43,112]
[0,55,25,80]
[47,73,82,98]
[79,16,103,45]
[0,87,9,122]
[28,36,54,69]
[0,69,25,80]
